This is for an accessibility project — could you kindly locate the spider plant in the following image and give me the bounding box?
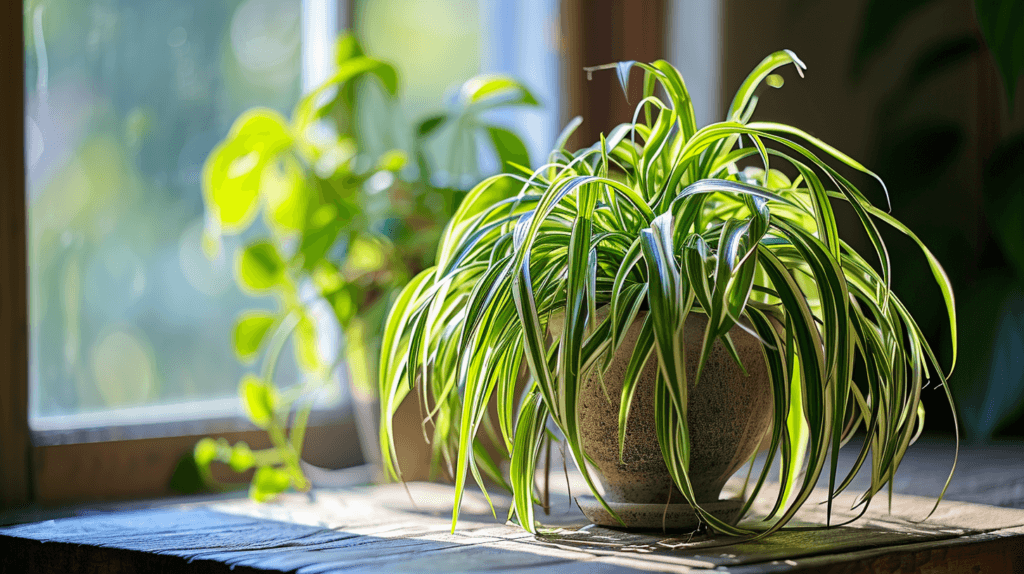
[379,51,958,537]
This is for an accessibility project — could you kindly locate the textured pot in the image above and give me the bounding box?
[572,311,773,529]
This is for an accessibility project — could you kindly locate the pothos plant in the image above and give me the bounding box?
[191,33,539,500]
[379,51,959,536]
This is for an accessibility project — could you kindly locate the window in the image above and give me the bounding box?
[25,0,312,426]
[18,0,361,504]
[3,0,561,506]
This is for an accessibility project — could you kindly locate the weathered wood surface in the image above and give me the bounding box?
[3,469,1024,573]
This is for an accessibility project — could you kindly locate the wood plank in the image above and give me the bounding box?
[0,0,31,510]
[723,526,1024,574]
[4,479,1024,573]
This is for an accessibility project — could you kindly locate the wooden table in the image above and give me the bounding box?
[2,439,1023,573]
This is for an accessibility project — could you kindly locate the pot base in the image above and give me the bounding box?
[577,496,743,531]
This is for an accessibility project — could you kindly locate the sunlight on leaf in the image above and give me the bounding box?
[240,375,277,429]
[233,312,277,362]
[236,241,286,293]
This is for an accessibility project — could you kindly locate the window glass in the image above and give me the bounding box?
[355,0,560,180]
[25,0,559,424]
[357,0,481,122]
[25,0,305,420]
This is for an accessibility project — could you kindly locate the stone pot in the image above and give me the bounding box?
[567,310,773,530]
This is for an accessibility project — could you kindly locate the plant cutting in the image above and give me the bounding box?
[188,33,539,500]
[379,51,958,536]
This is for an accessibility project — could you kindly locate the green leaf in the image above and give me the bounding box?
[260,156,307,234]
[202,110,292,233]
[615,60,637,102]
[417,114,448,137]
[233,312,277,362]
[377,149,408,172]
[727,50,805,123]
[236,241,286,293]
[193,437,219,468]
[460,74,539,107]
[335,32,364,63]
[229,442,257,472]
[507,388,547,532]
[240,375,277,429]
[169,451,208,495]
[294,56,399,129]
[553,116,583,154]
[293,315,322,374]
[250,466,292,502]
[486,126,530,170]
[297,203,346,272]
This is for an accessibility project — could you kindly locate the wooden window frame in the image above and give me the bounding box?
[1,0,30,509]
[559,0,667,151]
[1,0,363,510]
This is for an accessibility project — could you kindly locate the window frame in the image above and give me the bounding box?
[1,0,366,509]
[1,0,31,510]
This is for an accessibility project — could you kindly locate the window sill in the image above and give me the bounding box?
[28,399,362,505]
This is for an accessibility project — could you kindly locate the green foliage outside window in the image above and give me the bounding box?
[189,34,540,500]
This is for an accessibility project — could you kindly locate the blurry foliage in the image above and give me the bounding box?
[187,33,540,500]
[974,0,1024,102]
[853,0,1024,441]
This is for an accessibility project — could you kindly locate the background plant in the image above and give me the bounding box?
[186,33,539,500]
[850,0,1024,442]
[380,52,958,536]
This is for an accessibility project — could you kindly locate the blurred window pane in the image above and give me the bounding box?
[25,0,309,422]
[355,0,560,176]
[25,0,559,426]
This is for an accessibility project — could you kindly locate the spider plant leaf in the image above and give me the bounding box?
[610,238,645,348]
[748,121,889,210]
[727,50,806,124]
[682,234,713,314]
[790,160,840,260]
[508,387,547,532]
[551,175,623,524]
[550,116,584,167]
[643,66,657,126]
[378,268,437,475]
[650,60,698,142]
[773,217,853,523]
[859,202,958,375]
[615,61,638,102]
[757,248,831,527]
[618,315,655,461]
[640,213,689,431]
[737,308,790,520]
[669,177,803,211]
